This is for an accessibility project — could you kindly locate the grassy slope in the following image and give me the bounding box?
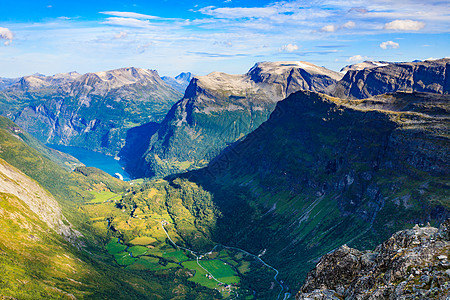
[0,117,223,299]
[0,188,168,299]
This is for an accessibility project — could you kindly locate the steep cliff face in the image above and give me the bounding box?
[125,61,342,178]
[333,58,450,99]
[0,67,182,155]
[297,220,450,299]
[184,90,449,289]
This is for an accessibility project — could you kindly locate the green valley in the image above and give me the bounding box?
[80,177,285,299]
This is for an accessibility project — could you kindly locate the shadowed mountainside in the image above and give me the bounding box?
[181,90,449,290]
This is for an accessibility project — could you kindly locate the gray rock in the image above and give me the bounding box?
[296,219,450,299]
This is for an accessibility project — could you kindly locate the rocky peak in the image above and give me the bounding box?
[297,220,450,299]
[0,77,19,90]
[340,60,392,73]
[248,61,343,81]
[71,67,162,95]
[16,75,52,90]
[186,61,342,105]
[333,58,450,99]
[6,71,83,92]
[246,61,343,95]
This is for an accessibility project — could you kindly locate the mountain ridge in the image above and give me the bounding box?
[0,66,182,155]
[124,61,343,178]
[333,58,450,99]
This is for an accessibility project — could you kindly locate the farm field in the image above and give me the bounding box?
[80,180,278,298]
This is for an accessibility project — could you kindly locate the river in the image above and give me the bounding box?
[48,144,131,181]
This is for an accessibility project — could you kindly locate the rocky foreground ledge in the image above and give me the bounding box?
[296,220,450,299]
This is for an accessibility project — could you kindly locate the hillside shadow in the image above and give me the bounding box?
[119,122,160,178]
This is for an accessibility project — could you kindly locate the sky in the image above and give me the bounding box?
[0,0,449,78]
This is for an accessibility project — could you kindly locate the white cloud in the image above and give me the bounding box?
[379,40,399,49]
[321,24,337,32]
[347,55,369,63]
[321,21,355,32]
[384,19,425,31]
[0,27,13,45]
[199,6,277,19]
[341,21,355,29]
[279,44,299,52]
[214,40,233,47]
[100,11,161,20]
[114,31,128,39]
[348,7,368,14]
[102,17,151,28]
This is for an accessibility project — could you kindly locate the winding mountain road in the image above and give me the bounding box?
[160,222,286,299]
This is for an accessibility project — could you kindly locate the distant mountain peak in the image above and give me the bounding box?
[340,60,391,73]
[161,72,195,94]
[175,72,193,81]
[31,72,46,77]
[249,61,343,81]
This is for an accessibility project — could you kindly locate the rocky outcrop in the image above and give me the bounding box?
[0,67,182,155]
[162,72,195,94]
[297,220,450,299]
[125,61,343,178]
[333,58,450,99]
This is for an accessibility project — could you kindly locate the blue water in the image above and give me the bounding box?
[48,144,131,181]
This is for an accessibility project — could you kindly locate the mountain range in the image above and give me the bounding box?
[0,58,448,299]
[0,67,182,155]
[121,61,343,178]
[334,58,449,99]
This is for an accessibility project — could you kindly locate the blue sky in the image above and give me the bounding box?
[0,0,449,77]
